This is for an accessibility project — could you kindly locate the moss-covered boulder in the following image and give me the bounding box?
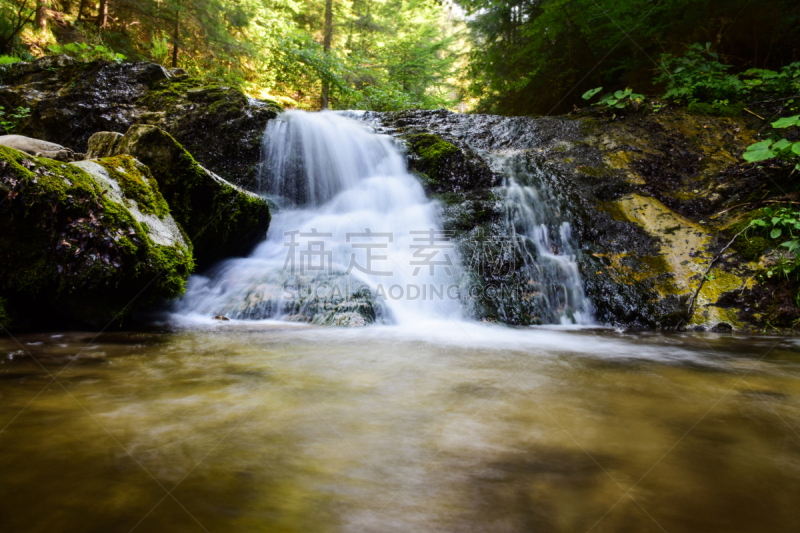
[103,125,271,268]
[0,146,193,327]
[402,132,497,194]
[86,132,124,159]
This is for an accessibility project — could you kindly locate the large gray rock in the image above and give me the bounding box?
[0,134,81,161]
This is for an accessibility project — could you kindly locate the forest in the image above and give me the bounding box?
[1,0,799,113]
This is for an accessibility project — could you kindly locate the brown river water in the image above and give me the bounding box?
[1,322,800,532]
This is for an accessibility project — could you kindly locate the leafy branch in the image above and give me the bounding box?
[743,115,800,171]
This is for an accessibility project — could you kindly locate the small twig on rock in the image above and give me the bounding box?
[686,226,751,318]
[743,108,766,120]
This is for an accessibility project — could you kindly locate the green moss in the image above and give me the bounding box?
[96,156,170,218]
[0,146,193,324]
[687,101,746,117]
[403,133,460,185]
[431,191,463,205]
[576,165,608,178]
[727,208,777,260]
[138,78,248,116]
[597,201,630,222]
[407,133,459,165]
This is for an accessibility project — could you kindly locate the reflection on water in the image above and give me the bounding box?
[1,325,800,532]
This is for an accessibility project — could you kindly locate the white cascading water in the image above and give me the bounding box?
[495,154,594,325]
[175,110,463,325]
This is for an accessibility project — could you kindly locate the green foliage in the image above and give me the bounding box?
[749,207,800,280]
[742,115,800,170]
[686,100,746,117]
[47,42,126,63]
[14,0,461,111]
[149,33,170,66]
[655,43,745,103]
[0,105,30,133]
[0,0,35,55]
[0,54,21,65]
[582,87,645,111]
[657,43,800,104]
[461,0,800,115]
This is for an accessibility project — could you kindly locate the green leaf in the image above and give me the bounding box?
[582,87,603,100]
[614,90,625,99]
[771,115,800,128]
[771,228,782,239]
[772,139,792,152]
[792,143,800,157]
[782,240,800,256]
[743,140,776,162]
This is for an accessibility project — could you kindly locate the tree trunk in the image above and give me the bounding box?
[97,0,107,28]
[321,0,333,110]
[172,1,180,68]
[76,0,86,24]
[36,0,48,31]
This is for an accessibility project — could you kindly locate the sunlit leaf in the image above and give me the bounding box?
[771,115,800,128]
[743,140,776,162]
[582,87,603,100]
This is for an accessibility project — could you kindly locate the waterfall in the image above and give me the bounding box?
[495,154,593,325]
[175,110,463,325]
[175,110,592,327]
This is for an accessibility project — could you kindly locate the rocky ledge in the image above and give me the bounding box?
[366,108,798,331]
[0,55,280,187]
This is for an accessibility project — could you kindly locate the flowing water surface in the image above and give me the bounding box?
[2,324,800,533]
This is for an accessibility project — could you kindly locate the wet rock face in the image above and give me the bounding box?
[0,146,193,327]
[365,110,671,327]
[364,108,775,330]
[0,57,167,150]
[186,270,390,326]
[401,132,497,194]
[0,56,280,187]
[135,78,280,187]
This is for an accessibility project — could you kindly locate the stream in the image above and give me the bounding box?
[2,325,800,532]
